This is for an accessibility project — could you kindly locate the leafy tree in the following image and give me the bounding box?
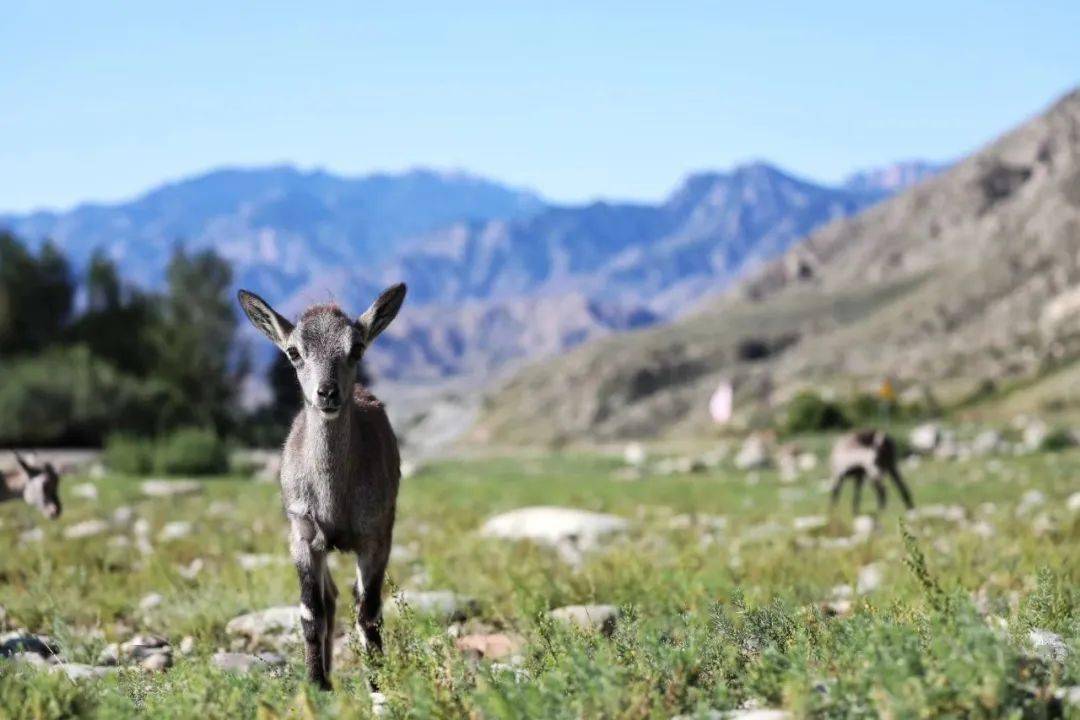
[0,233,74,356]
[152,246,242,434]
[67,250,162,377]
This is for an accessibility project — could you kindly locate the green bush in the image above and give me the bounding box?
[0,346,168,445]
[153,428,229,476]
[102,434,154,475]
[784,391,851,434]
[1039,427,1076,453]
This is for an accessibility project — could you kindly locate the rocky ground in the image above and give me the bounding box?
[0,435,1077,718]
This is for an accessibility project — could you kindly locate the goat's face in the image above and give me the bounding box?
[238,284,407,422]
[17,457,61,519]
[289,307,363,419]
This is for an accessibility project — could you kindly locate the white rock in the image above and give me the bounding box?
[385,590,475,621]
[178,558,204,580]
[64,519,110,539]
[237,553,281,571]
[71,483,99,501]
[212,651,285,673]
[1016,490,1046,516]
[623,442,647,467]
[550,604,619,635]
[111,506,135,525]
[207,501,236,517]
[734,435,770,470]
[909,423,941,453]
[1022,421,1049,451]
[1068,492,1080,513]
[179,636,196,655]
[856,563,884,594]
[140,652,171,671]
[480,506,628,551]
[851,515,876,537]
[972,430,1004,456]
[140,479,202,498]
[370,691,389,717]
[225,607,304,638]
[1029,628,1069,663]
[19,528,44,544]
[907,504,966,522]
[793,515,827,532]
[158,521,193,541]
[52,663,114,681]
[139,593,164,611]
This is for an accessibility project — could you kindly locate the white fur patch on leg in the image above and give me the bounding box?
[300,603,314,622]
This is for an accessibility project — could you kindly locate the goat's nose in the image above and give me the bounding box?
[317,383,340,402]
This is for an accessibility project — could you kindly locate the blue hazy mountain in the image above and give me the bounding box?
[0,161,937,381]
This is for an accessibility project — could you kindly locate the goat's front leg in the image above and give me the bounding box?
[354,538,391,654]
[291,520,332,690]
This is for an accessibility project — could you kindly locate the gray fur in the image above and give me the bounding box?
[237,284,406,690]
[829,430,914,513]
[1,452,62,519]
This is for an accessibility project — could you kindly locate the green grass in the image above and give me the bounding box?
[1,447,1078,718]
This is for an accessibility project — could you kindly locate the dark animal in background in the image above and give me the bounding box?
[238,283,406,691]
[829,430,914,513]
[1,451,62,519]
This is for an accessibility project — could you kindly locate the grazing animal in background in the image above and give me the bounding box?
[238,283,406,691]
[1,452,62,519]
[829,430,914,514]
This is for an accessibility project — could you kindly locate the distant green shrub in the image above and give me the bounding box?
[103,434,154,475]
[0,346,167,445]
[1039,427,1076,453]
[153,428,229,476]
[784,391,851,434]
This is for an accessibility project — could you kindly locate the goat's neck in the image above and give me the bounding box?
[302,401,354,477]
[0,472,25,503]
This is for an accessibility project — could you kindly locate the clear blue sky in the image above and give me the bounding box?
[2,1,1078,212]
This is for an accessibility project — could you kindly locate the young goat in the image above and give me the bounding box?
[1,452,62,519]
[829,430,914,514]
[238,284,406,691]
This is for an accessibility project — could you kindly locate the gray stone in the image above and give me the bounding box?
[212,651,285,673]
[734,435,770,470]
[64,519,110,540]
[1029,628,1068,663]
[52,663,115,681]
[480,506,628,551]
[550,604,619,636]
[158,521,193,541]
[140,652,172,671]
[71,483,99,501]
[909,423,941,453]
[226,606,303,638]
[385,590,476,621]
[140,479,202,498]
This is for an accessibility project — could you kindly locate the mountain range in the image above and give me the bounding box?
[1,160,938,384]
[474,88,1080,444]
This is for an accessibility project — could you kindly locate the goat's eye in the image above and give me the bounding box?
[348,344,363,363]
[286,347,302,363]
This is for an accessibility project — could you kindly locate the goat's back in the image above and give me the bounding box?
[830,429,894,477]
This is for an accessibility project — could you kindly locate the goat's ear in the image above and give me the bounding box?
[357,283,407,344]
[237,290,294,350]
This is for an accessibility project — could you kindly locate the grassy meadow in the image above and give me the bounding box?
[0,444,1078,718]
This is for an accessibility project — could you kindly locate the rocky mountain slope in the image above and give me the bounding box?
[475,89,1080,444]
[1,161,930,384]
